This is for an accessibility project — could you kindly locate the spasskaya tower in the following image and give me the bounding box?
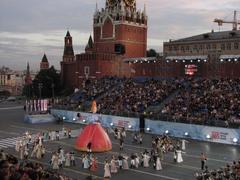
[61,0,148,88]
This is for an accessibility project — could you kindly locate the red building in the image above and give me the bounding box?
[61,0,148,88]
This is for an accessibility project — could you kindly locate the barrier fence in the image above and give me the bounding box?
[51,109,240,145]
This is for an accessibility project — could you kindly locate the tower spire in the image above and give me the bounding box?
[95,1,98,12]
[144,3,146,15]
[27,62,30,74]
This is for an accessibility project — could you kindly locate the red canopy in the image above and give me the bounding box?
[75,123,112,152]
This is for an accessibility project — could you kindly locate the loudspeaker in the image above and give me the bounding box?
[115,44,125,55]
[139,114,145,133]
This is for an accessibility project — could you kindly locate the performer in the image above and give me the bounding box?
[130,154,136,168]
[90,156,98,172]
[173,149,177,162]
[19,142,24,160]
[68,129,72,138]
[139,134,143,144]
[119,137,124,151]
[51,152,59,170]
[59,148,65,168]
[24,145,29,160]
[70,151,75,166]
[143,153,150,168]
[200,152,207,170]
[15,140,20,152]
[110,156,117,173]
[83,154,90,169]
[36,144,42,159]
[135,154,140,168]
[118,154,123,170]
[176,148,183,163]
[56,131,60,141]
[156,156,162,170]
[104,160,111,179]
[122,155,129,170]
[65,152,71,167]
[181,139,189,151]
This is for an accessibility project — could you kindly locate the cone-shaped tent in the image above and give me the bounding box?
[75,123,112,152]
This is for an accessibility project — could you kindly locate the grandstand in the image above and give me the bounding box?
[53,77,240,129]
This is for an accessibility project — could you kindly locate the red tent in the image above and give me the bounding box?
[75,123,112,152]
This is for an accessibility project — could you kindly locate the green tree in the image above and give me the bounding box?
[32,66,62,98]
[147,49,157,57]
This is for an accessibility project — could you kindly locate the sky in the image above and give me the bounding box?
[0,0,239,71]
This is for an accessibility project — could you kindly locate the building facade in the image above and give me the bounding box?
[61,0,148,88]
[162,30,240,78]
[0,66,26,96]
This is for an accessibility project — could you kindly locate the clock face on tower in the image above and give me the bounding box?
[124,0,135,7]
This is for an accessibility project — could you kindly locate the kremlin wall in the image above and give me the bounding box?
[60,0,240,89]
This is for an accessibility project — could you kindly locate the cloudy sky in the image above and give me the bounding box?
[0,0,239,71]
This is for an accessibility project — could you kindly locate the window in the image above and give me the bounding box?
[206,44,211,50]
[212,44,216,49]
[221,43,225,50]
[226,43,231,50]
[174,46,178,51]
[234,42,239,49]
[181,46,185,52]
[7,75,10,80]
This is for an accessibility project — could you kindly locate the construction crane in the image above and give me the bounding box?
[214,10,240,31]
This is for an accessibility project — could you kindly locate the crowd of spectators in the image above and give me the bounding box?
[195,160,240,179]
[0,150,72,180]
[53,77,240,128]
[161,78,240,127]
[97,78,181,116]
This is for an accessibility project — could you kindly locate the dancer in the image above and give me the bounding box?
[119,136,124,151]
[176,147,183,163]
[51,152,59,170]
[83,154,90,169]
[70,151,75,166]
[110,155,117,173]
[90,156,98,172]
[65,152,71,167]
[181,139,189,151]
[143,153,150,168]
[122,155,129,170]
[118,154,123,169]
[104,160,111,179]
[156,156,162,170]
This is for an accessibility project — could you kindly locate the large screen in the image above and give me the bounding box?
[185,64,198,76]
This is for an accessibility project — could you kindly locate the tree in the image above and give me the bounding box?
[147,49,157,57]
[32,66,62,98]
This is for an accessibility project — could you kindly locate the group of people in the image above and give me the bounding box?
[50,147,76,170]
[97,78,180,116]
[101,132,190,179]
[0,149,72,180]
[196,159,240,179]
[161,78,240,127]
